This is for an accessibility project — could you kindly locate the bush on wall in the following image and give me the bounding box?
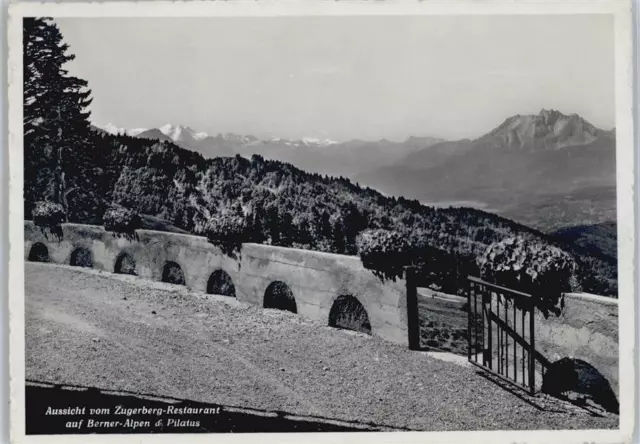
[356,229,410,281]
[103,206,141,236]
[477,236,577,316]
[205,206,247,256]
[33,201,65,239]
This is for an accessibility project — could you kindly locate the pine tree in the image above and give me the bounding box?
[23,17,94,219]
[249,202,267,243]
[332,220,346,254]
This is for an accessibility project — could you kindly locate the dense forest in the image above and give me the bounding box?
[23,17,618,297]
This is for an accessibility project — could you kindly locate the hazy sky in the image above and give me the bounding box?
[55,15,614,142]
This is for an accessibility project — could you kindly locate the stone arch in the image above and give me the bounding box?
[263,281,297,313]
[114,252,137,275]
[28,242,49,263]
[329,295,372,335]
[207,269,236,297]
[70,247,93,268]
[162,261,185,285]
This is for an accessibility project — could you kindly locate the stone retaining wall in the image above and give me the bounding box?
[24,222,408,346]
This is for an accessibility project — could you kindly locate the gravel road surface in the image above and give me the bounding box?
[25,263,618,431]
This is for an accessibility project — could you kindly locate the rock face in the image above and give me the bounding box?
[541,357,619,414]
[486,109,601,151]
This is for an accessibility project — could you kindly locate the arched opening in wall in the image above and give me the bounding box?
[28,242,49,263]
[70,247,93,268]
[114,252,137,276]
[207,269,236,297]
[162,261,185,285]
[263,281,297,313]
[329,295,372,335]
[541,357,619,414]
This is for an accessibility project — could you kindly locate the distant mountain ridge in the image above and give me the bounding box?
[93,109,616,233]
[92,122,445,178]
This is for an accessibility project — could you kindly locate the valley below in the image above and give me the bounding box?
[413,186,616,234]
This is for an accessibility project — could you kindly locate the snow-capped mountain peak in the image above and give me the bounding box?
[100,122,121,135]
[301,137,338,147]
[96,122,148,137]
[158,124,210,142]
[98,122,339,148]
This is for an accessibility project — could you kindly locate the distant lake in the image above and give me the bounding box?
[370,188,502,214]
[419,200,502,213]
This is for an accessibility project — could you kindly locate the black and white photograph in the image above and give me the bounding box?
[7,1,636,443]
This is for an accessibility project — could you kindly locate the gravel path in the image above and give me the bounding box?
[25,263,618,431]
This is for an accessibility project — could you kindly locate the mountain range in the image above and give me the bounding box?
[93,109,616,233]
[93,123,444,180]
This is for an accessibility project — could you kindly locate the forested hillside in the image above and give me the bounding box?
[551,222,617,263]
[23,17,617,297]
[24,128,618,296]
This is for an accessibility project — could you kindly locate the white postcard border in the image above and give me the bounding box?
[7,1,636,443]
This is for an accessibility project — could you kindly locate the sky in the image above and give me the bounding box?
[55,15,615,142]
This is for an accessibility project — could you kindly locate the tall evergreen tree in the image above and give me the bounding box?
[23,17,94,220]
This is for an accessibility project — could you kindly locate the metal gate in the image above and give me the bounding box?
[467,276,537,395]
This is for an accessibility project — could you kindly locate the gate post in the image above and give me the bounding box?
[467,278,472,362]
[405,266,420,351]
[529,294,536,395]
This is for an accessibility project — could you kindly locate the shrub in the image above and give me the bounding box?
[33,201,65,229]
[477,236,577,316]
[205,210,247,256]
[103,206,141,234]
[356,229,410,280]
[33,201,65,239]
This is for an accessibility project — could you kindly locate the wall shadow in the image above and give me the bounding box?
[475,371,615,419]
